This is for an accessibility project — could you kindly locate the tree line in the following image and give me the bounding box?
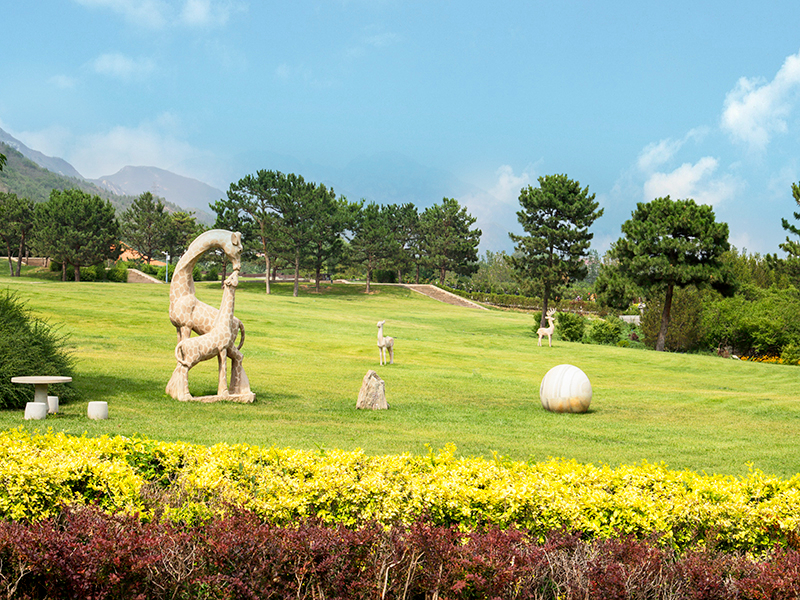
[0,169,484,291]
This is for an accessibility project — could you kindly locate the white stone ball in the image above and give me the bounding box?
[539,364,592,413]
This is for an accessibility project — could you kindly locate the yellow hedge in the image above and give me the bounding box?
[1,427,799,551]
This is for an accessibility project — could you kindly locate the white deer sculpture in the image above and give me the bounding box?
[537,308,557,347]
[377,320,394,365]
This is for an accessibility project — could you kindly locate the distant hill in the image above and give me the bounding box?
[92,166,221,222]
[0,128,84,180]
[0,142,189,216]
[0,127,215,224]
[0,142,137,210]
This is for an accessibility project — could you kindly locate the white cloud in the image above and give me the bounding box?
[721,49,800,150]
[180,0,241,27]
[12,125,73,160]
[92,53,155,82]
[636,128,709,173]
[49,75,78,89]
[73,0,168,28]
[487,165,532,205]
[643,156,740,206]
[637,138,684,172]
[73,0,243,29]
[62,116,202,178]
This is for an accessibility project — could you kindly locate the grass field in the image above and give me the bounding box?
[2,267,799,478]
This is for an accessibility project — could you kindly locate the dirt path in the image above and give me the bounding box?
[402,284,488,310]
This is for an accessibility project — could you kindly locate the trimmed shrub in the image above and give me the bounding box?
[204,266,219,281]
[557,312,586,342]
[588,318,622,345]
[781,343,800,365]
[139,263,158,276]
[0,292,77,409]
[106,262,128,283]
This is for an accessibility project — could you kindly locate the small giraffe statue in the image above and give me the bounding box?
[377,320,394,365]
[537,308,557,347]
[166,271,251,401]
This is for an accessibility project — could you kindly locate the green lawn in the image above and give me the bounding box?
[3,268,800,477]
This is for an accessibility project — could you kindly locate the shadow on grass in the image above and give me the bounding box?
[74,371,165,401]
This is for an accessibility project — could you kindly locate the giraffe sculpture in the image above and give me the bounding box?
[166,271,246,401]
[377,320,394,365]
[167,229,253,401]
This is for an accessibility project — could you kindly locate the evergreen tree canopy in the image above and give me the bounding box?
[420,197,481,286]
[509,174,603,326]
[0,192,35,277]
[611,196,730,351]
[34,189,120,282]
[120,192,170,264]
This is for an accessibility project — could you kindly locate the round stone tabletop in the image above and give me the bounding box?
[11,376,73,385]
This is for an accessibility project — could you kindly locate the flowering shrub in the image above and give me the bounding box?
[4,429,800,555]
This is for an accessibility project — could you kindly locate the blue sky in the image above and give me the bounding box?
[3,1,800,255]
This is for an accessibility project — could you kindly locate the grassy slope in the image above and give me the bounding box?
[2,269,799,477]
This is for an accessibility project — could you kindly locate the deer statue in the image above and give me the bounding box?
[537,308,557,347]
[377,320,394,365]
[166,271,247,401]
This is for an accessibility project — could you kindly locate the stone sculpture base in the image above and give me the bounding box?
[179,392,256,404]
[357,370,388,410]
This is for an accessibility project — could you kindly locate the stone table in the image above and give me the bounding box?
[11,376,72,404]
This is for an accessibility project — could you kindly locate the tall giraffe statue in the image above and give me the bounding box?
[166,271,248,401]
[167,229,252,401]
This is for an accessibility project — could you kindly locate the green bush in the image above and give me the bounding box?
[79,265,99,281]
[556,312,586,342]
[106,263,128,283]
[140,263,158,276]
[780,343,800,365]
[642,287,704,352]
[204,266,219,281]
[374,269,397,283]
[588,318,622,345]
[0,291,77,409]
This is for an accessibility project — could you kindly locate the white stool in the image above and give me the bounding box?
[47,395,59,414]
[24,402,48,420]
[87,401,108,420]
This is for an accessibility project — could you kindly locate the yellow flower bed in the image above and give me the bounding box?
[1,428,799,551]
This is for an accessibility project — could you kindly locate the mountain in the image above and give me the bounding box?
[0,128,84,180]
[0,141,135,208]
[91,166,220,223]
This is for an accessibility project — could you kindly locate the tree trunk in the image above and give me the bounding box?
[655,284,674,352]
[415,263,420,284]
[5,241,13,276]
[73,264,81,282]
[293,251,300,297]
[439,267,445,286]
[264,249,271,295]
[397,267,402,284]
[315,265,321,293]
[16,235,25,277]
[221,257,228,289]
[61,262,66,282]
[540,286,550,328]
[366,268,372,294]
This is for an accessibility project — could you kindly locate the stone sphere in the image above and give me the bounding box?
[539,364,592,413]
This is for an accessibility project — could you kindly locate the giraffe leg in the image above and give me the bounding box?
[228,345,250,395]
[217,349,229,397]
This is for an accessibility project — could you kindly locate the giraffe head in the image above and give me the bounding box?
[377,320,385,328]
[221,231,243,272]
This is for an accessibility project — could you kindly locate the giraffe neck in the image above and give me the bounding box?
[170,233,220,299]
